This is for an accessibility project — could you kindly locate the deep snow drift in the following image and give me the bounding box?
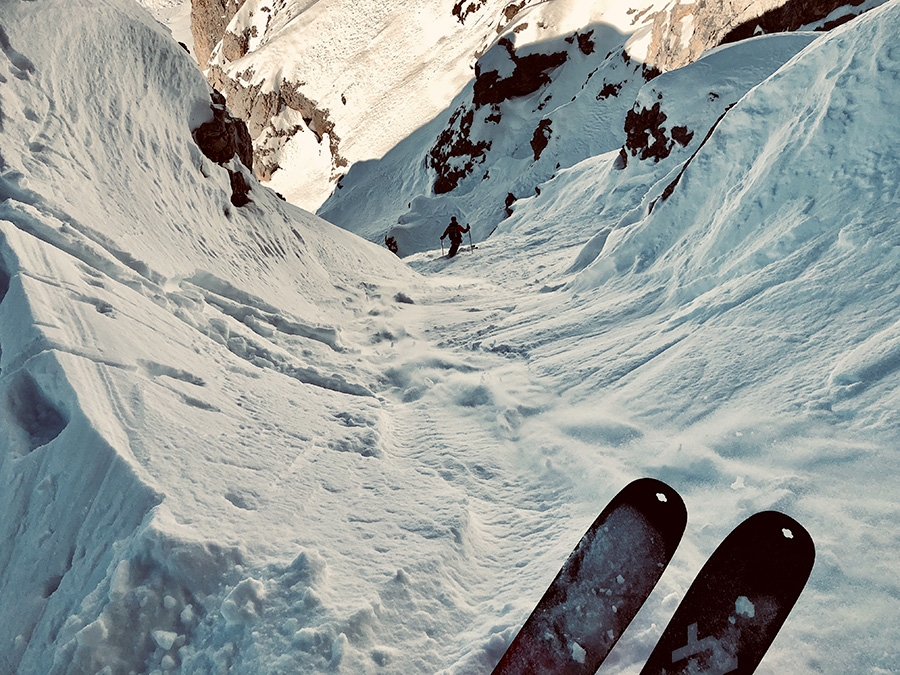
[1,0,900,674]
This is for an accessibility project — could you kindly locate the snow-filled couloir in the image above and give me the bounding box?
[2,0,900,673]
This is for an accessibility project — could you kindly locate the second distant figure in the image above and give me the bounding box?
[441,216,471,258]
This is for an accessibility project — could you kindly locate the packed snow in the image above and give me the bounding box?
[2,0,900,674]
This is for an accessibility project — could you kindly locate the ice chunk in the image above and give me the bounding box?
[570,641,586,664]
[735,596,755,618]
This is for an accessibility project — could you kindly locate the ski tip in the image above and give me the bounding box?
[731,510,816,582]
[637,510,816,675]
[614,478,688,558]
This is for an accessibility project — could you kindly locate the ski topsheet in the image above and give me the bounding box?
[491,478,688,675]
[639,510,815,675]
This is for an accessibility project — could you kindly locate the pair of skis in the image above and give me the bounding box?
[491,478,815,674]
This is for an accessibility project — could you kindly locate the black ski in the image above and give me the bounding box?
[491,478,687,675]
[639,510,815,675]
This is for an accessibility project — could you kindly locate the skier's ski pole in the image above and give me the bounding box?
[440,239,444,256]
[468,228,474,252]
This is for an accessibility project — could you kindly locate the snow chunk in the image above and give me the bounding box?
[331,632,349,665]
[109,560,132,601]
[221,578,266,625]
[151,629,179,651]
[570,641,586,663]
[75,618,108,649]
[735,596,755,618]
[180,604,196,625]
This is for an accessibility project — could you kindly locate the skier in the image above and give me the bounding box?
[440,216,470,258]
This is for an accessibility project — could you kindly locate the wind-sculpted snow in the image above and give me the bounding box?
[4,0,900,672]
[401,5,900,671]
[482,6,900,441]
[0,1,423,672]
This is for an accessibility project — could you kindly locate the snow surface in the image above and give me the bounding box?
[137,0,194,55]
[317,8,822,258]
[1,0,900,674]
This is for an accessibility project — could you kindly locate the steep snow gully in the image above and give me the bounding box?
[2,0,900,674]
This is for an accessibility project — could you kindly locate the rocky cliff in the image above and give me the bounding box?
[190,0,246,65]
[188,0,528,208]
[639,0,872,71]
[189,0,883,213]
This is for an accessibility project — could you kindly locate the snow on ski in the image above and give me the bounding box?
[491,478,687,675]
[639,510,815,675]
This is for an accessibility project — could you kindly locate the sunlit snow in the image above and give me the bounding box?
[1,0,899,674]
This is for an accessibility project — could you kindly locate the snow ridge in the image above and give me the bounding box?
[0,2,420,672]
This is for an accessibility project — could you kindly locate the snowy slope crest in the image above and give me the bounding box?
[496,0,900,430]
[0,1,418,672]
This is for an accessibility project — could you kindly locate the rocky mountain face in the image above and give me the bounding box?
[192,90,256,205]
[187,0,530,209]
[204,67,343,183]
[189,0,883,227]
[191,0,246,65]
[641,0,872,71]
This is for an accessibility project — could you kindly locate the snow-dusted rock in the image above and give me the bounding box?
[191,0,247,65]
[638,0,881,71]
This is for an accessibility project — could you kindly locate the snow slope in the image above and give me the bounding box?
[1,0,900,674]
[0,2,421,673]
[322,32,824,259]
[137,0,194,53]
[318,0,672,255]
[205,0,527,208]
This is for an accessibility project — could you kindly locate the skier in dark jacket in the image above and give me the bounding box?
[441,216,470,258]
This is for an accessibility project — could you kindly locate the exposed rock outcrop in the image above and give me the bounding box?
[721,0,867,43]
[205,67,346,182]
[624,101,672,162]
[530,119,552,161]
[221,25,253,62]
[638,0,873,72]
[428,26,574,194]
[428,107,492,195]
[453,0,489,24]
[190,0,247,66]
[193,90,253,170]
[473,37,568,107]
[192,90,255,206]
[228,168,253,206]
